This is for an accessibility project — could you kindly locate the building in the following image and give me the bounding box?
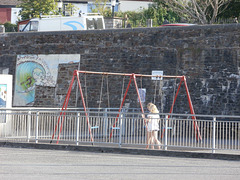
[0,0,21,24]
[1,0,152,25]
[118,0,153,12]
[59,0,119,15]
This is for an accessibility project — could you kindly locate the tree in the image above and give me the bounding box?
[0,22,18,32]
[18,0,59,20]
[91,0,112,17]
[64,3,79,16]
[143,2,180,26]
[115,3,180,28]
[217,0,240,19]
[159,0,231,24]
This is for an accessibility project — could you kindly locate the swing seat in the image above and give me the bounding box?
[162,127,172,130]
[110,127,120,130]
[91,126,99,129]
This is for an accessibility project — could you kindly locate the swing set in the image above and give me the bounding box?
[50,70,202,144]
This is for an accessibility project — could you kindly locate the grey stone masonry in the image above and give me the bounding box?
[34,63,79,107]
[0,24,240,115]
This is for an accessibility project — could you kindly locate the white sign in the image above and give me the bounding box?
[152,70,163,80]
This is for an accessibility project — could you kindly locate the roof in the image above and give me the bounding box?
[0,0,20,6]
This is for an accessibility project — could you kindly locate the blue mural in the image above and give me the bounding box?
[0,84,7,107]
[15,62,46,105]
[14,54,80,106]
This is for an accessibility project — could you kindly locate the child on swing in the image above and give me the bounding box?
[142,103,162,150]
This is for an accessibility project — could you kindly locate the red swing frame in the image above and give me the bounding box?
[50,70,202,144]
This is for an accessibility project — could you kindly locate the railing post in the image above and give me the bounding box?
[212,117,216,153]
[104,109,108,138]
[76,112,80,145]
[164,115,168,150]
[27,111,31,143]
[119,112,122,148]
[35,111,39,143]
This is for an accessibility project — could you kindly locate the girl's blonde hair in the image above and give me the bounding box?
[147,103,159,113]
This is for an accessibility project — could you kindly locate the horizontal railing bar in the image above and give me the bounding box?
[1,108,240,119]
[0,112,240,122]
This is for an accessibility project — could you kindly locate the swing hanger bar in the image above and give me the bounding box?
[75,70,183,79]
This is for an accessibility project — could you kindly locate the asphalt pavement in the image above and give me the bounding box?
[0,146,240,180]
[0,142,240,180]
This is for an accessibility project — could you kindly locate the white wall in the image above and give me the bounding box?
[11,8,21,24]
[68,4,88,16]
[118,1,153,12]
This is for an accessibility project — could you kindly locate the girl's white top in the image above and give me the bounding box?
[147,113,160,132]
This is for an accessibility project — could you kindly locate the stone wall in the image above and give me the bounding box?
[34,63,79,107]
[0,24,240,115]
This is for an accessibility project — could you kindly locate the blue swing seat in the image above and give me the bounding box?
[91,126,99,129]
[162,127,172,130]
[110,127,120,130]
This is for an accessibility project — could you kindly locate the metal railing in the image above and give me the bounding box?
[0,108,239,153]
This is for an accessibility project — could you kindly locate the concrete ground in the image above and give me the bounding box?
[0,142,240,180]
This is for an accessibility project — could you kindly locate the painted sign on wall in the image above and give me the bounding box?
[0,75,12,124]
[14,54,80,106]
[0,84,7,108]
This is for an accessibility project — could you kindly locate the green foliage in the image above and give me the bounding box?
[17,0,59,20]
[0,22,18,32]
[91,0,112,17]
[117,11,144,27]
[143,3,180,26]
[217,0,240,18]
[90,0,180,27]
[116,2,180,27]
[64,3,78,16]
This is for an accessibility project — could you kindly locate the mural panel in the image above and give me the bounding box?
[0,84,7,108]
[14,54,80,106]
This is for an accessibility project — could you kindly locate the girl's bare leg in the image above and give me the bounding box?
[153,131,161,149]
[150,132,154,149]
[146,132,152,149]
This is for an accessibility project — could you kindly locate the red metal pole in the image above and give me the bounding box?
[132,74,145,114]
[50,101,67,143]
[161,77,183,139]
[168,77,184,115]
[76,70,183,79]
[51,74,75,143]
[109,75,133,140]
[132,74,146,124]
[49,73,75,144]
[56,73,76,144]
[133,74,150,148]
[183,76,202,141]
[76,71,94,142]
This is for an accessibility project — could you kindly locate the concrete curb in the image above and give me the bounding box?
[0,141,239,161]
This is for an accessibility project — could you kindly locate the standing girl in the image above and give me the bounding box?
[143,103,162,150]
